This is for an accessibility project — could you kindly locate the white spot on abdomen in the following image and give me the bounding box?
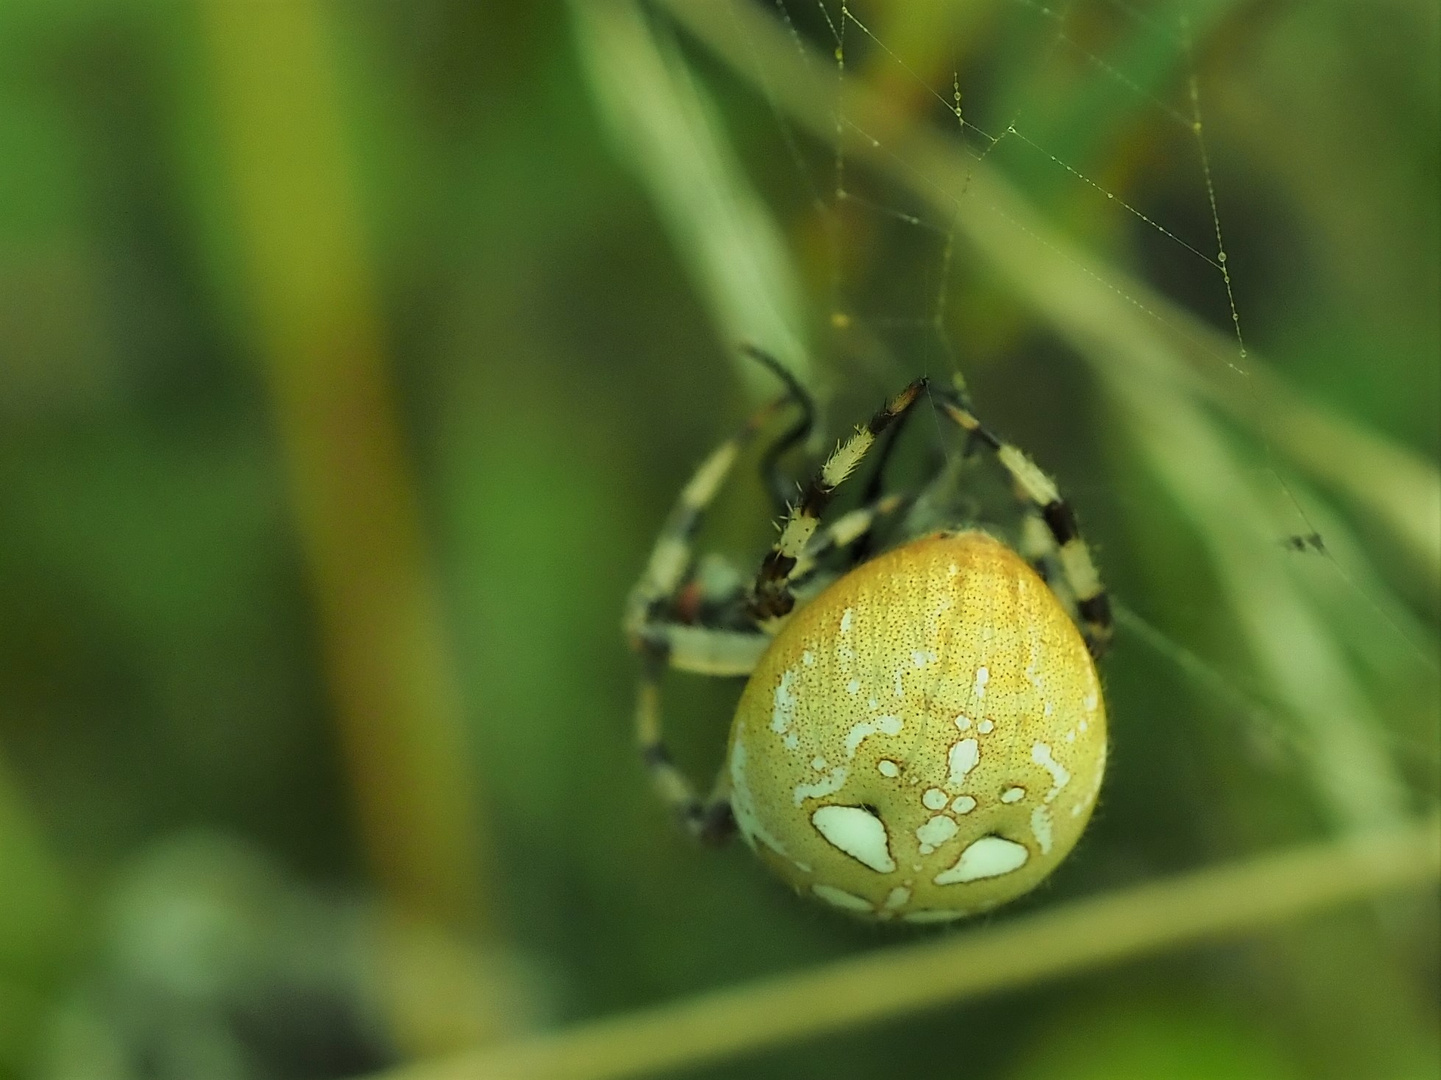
[730,734,809,872]
[811,806,896,872]
[916,814,959,854]
[793,766,849,806]
[947,738,980,788]
[877,759,900,778]
[846,678,861,696]
[1000,786,1025,804]
[1071,743,1106,818]
[840,608,854,633]
[903,908,966,924]
[883,885,911,910]
[951,795,976,814]
[1031,742,1071,802]
[771,671,798,734]
[921,788,948,811]
[811,883,873,912]
[933,836,1030,884]
[844,715,902,758]
[973,666,990,698]
[1031,805,1054,854]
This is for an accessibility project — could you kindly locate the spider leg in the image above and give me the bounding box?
[847,403,916,565]
[633,572,774,843]
[740,344,817,516]
[625,372,803,641]
[631,392,910,842]
[1016,506,1058,585]
[749,377,928,620]
[624,431,755,641]
[788,491,910,587]
[640,621,771,676]
[1016,502,1085,631]
[935,394,1113,657]
[626,358,811,845]
[634,566,772,844]
[635,644,736,845]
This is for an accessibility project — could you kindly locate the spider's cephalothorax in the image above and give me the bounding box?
[624,354,1110,923]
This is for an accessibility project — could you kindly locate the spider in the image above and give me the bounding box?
[624,349,1111,923]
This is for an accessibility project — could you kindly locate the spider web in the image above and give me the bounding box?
[760,0,1241,378]
[635,0,1438,808]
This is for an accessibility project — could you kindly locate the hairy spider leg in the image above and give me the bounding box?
[1016,507,1063,591]
[626,376,811,844]
[844,400,918,568]
[632,486,910,844]
[634,649,736,844]
[658,491,913,662]
[749,377,929,621]
[626,393,792,639]
[786,491,910,589]
[934,395,1113,657]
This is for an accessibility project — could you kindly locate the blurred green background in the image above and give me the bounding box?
[0,1,1436,1078]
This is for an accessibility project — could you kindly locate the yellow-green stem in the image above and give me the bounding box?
[195,0,488,933]
[374,818,1439,1080]
[571,0,816,403]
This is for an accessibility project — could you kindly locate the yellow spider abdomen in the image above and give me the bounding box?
[726,531,1106,922]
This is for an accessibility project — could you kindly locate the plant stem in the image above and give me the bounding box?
[195,0,490,933]
[571,0,817,402]
[375,817,1440,1080]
